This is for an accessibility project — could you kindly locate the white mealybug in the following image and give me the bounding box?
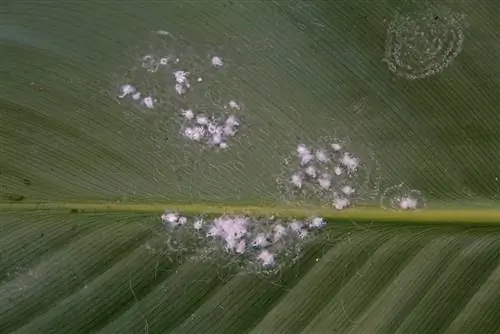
[177,216,188,225]
[300,153,314,166]
[225,115,239,127]
[305,165,317,178]
[235,239,246,254]
[251,233,270,248]
[340,152,360,173]
[228,100,241,110]
[225,238,237,252]
[196,115,209,125]
[181,108,194,120]
[173,70,190,85]
[211,133,222,145]
[193,219,204,230]
[197,77,203,82]
[257,250,275,267]
[333,197,350,210]
[183,126,205,141]
[161,211,179,225]
[297,229,308,239]
[211,56,224,68]
[131,92,141,100]
[291,172,303,188]
[207,122,219,134]
[315,149,329,163]
[118,84,136,99]
[175,83,187,95]
[334,166,343,176]
[141,96,155,109]
[331,143,342,151]
[341,185,355,195]
[399,197,418,210]
[141,55,159,73]
[318,173,332,190]
[310,217,326,229]
[273,224,287,242]
[159,57,170,65]
[223,125,237,137]
[297,143,310,157]
[380,183,426,211]
[289,220,303,232]
[219,142,229,149]
[206,224,221,237]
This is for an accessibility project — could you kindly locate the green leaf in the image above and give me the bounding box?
[2,0,500,332]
